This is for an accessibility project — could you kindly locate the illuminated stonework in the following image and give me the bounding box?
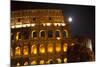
[11,9,71,66]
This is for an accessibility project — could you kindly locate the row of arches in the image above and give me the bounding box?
[32,30,68,38]
[11,43,68,56]
[12,30,68,40]
[16,58,67,66]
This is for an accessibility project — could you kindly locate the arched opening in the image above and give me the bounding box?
[56,30,60,38]
[16,62,20,66]
[31,61,37,65]
[39,44,45,53]
[63,43,68,52]
[47,59,54,64]
[47,43,53,53]
[16,32,21,40]
[63,30,68,38]
[23,46,28,56]
[57,58,62,63]
[40,60,45,64]
[71,43,75,46]
[31,45,37,54]
[48,30,53,38]
[56,43,61,52]
[40,30,45,37]
[23,31,29,39]
[24,61,28,65]
[46,23,52,26]
[64,58,67,63]
[15,46,21,56]
[32,31,37,38]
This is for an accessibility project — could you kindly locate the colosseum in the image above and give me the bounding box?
[11,9,94,66]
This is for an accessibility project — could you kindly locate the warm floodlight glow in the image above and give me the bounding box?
[40,60,44,64]
[23,46,28,56]
[71,43,75,46]
[31,45,37,54]
[22,24,27,27]
[47,23,51,26]
[11,23,36,29]
[58,23,61,26]
[31,24,35,27]
[56,43,61,52]
[61,23,66,26]
[57,58,62,63]
[15,25,22,28]
[54,23,57,26]
[64,58,67,63]
[15,46,21,56]
[68,17,72,22]
[43,23,46,26]
[26,24,30,27]
[24,62,28,65]
[31,61,37,65]
[11,26,15,28]
[63,43,68,52]
[57,37,61,40]
[40,44,45,53]
[48,43,53,53]
[17,62,20,66]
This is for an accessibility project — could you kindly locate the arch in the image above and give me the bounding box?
[16,62,20,66]
[63,43,68,52]
[39,44,45,53]
[47,43,53,53]
[40,60,45,64]
[47,59,53,64]
[15,46,21,56]
[23,46,28,56]
[32,30,37,38]
[48,30,53,38]
[56,43,61,52]
[64,58,67,63]
[57,58,62,63]
[24,61,28,65]
[31,61,37,65]
[54,23,61,26]
[46,23,51,26]
[16,32,21,40]
[63,30,68,38]
[71,43,75,46]
[61,23,66,26]
[23,31,29,39]
[40,30,45,37]
[56,30,60,37]
[31,45,37,54]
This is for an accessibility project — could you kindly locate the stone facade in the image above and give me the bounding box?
[11,9,73,66]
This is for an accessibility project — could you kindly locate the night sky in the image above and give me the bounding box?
[11,1,95,39]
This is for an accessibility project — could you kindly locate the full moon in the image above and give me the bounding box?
[68,17,72,22]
